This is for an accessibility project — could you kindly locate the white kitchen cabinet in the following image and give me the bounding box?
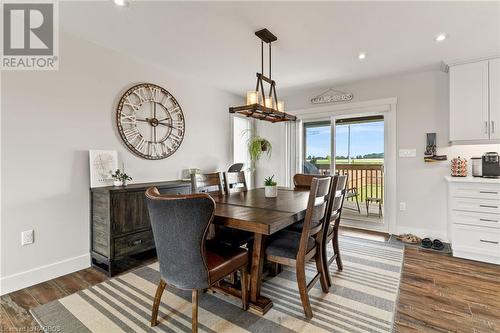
[446,176,500,264]
[449,57,500,143]
[490,58,500,140]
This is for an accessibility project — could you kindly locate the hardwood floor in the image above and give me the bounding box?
[394,247,500,333]
[2,231,499,332]
[0,267,108,331]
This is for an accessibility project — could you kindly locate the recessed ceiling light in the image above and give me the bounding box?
[358,53,367,60]
[435,33,448,42]
[113,0,130,7]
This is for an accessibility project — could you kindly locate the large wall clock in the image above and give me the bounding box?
[116,83,185,160]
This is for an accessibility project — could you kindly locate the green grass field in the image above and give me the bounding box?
[346,184,384,202]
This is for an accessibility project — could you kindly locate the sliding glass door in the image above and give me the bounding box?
[303,121,332,175]
[302,115,385,227]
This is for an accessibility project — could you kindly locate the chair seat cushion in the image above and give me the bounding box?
[286,219,322,233]
[266,230,316,259]
[206,241,248,283]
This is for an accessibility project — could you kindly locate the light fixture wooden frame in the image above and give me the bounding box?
[229,29,296,123]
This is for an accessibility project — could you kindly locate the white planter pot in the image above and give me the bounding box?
[122,180,128,186]
[265,185,278,198]
[113,180,123,186]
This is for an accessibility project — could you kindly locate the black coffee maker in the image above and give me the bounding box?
[482,152,500,178]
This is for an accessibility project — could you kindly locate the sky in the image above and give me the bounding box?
[305,121,384,158]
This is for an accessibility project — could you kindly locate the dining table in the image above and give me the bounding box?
[211,187,310,315]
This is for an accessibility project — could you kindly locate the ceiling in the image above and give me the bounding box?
[61,1,500,95]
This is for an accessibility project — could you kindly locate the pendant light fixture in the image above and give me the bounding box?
[229,29,296,123]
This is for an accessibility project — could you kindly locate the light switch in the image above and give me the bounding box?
[399,149,417,158]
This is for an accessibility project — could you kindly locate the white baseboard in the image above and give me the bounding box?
[396,226,449,243]
[0,253,90,295]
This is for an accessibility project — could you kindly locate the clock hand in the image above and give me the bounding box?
[158,122,174,128]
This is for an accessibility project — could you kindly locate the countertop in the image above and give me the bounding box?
[445,176,500,184]
[90,179,191,192]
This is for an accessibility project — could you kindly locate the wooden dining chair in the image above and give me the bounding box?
[293,173,330,188]
[190,172,224,196]
[223,171,248,194]
[145,187,248,333]
[323,175,348,287]
[288,173,331,233]
[265,177,334,318]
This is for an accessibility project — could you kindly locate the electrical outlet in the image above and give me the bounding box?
[399,202,407,211]
[21,230,34,246]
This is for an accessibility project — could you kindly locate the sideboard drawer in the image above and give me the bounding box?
[452,224,500,256]
[451,210,500,229]
[159,186,190,195]
[450,197,500,214]
[450,182,500,200]
[114,230,155,258]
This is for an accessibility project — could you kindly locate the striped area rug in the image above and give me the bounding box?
[31,236,404,333]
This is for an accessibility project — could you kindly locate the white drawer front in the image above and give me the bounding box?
[450,182,500,200]
[451,210,500,229]
[452,224,500,256]
[450,197,500,214]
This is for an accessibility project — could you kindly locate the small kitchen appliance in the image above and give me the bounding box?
[471,157,482,177]
[482,152,500,178]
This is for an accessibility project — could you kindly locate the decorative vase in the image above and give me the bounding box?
[122,180,128,186]
[265,185,278,198]
[113,180,123,186]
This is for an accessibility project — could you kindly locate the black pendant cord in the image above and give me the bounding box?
[269,42,272,80]
[261,41,264,75]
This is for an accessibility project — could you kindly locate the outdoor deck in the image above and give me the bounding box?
[314,162,384,223]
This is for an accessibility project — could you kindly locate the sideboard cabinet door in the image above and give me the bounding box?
[111,191,150,234]
[449,60,489,142]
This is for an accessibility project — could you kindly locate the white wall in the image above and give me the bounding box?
[0,32,240,294]
[257,69,499,239]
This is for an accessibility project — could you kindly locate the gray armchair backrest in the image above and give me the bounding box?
[145,187,215,290]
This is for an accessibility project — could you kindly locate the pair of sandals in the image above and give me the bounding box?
[421,238,444,251]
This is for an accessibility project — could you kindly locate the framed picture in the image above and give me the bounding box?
[89,150,118,188]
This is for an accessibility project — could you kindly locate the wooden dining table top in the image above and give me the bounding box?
[212,187,310,235]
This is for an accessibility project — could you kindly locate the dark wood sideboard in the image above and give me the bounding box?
[90,180,191,276]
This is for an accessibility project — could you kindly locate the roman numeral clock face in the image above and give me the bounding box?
[116,83,185,160]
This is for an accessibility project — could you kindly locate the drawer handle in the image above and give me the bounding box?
[480,239,499,244]
[129,239,142,246]
[480,218,499,222]
[479,191,498,194]
[479,205,498,209]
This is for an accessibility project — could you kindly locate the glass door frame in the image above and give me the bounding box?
[331,113,387,231]
[293,98,397,235]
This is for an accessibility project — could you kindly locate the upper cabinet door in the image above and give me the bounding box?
[449,61,489,142]
[489,58,500,140]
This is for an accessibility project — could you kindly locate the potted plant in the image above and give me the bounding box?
[264,175,278,198]
[111,169,132,186]
[248,136,272,162]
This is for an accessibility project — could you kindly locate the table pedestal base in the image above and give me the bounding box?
[248,296,273,315]
[210,281,273,315]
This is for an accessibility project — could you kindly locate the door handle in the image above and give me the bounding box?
[479,191,498,194]
[485,121,489,134]
[492,121,495,134]
[480,218,498,222]
[129,239,142,246]
[480,205,498,208]
[480,239,499,244]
